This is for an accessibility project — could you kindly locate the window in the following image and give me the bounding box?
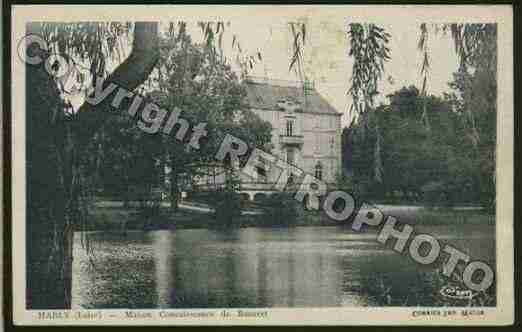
[314,162,323,180]
[314,116,320,129]
[286,120,294,136]
[321,117,328,129]
[286,148,295,165]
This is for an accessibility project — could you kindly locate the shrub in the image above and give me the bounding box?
[421,181,452,207]
[264,192,299,227]
[213,190,242,228]
[137,198,161,217]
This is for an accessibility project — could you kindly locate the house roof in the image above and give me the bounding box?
[243,79,341,116]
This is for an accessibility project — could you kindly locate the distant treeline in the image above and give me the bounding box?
[341,77,495,211]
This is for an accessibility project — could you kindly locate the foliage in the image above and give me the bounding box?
[445,68,496,210]
[263,193,299,227]
[91,31,272,213]
[348,84,493,207]
[26,22,159,309]
[213,190,242,228]
[347,23,391,118]
[35,21,132,99]
[417,23,497,210]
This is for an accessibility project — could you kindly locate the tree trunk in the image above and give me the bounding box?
[26,22,159,309]
[26,60,71,309]
[170,161,179,213]
[123,179,130,208]
[73,23,159,152]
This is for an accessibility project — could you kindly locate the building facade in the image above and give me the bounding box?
[187,77,342,202]
[241,77,342,187]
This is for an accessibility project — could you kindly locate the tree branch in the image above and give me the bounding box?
[73,22,159,151]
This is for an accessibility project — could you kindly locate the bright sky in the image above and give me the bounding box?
[185,18,459,127]
[65,19,460,127]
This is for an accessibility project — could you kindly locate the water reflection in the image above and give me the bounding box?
[72,226,494,309]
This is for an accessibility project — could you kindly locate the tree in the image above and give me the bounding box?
[26,22,159,309]
[88,24,272,218]
[445,67,496,209]
[419,23,497,209]
[347,84,490,206]
[149,29,272,212]
[25,19,274,308]
[341,127,353,176]
[342,23,497,209]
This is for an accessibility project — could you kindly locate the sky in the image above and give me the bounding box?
[64,18,460,127]
[184,18,460,127]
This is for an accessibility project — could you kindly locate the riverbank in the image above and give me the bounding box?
[82,207,338,231]
[78,201,494,232]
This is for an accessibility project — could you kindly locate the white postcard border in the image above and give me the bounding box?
[10,4,514,326]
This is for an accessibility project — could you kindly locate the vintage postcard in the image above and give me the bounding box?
[9,4,514,326]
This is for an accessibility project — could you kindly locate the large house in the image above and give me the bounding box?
[188,77,342,201]
[242,77,342,186]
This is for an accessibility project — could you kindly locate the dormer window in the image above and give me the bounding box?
[277,98,301,113]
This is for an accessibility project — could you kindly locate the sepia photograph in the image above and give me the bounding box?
[8,4,514,326]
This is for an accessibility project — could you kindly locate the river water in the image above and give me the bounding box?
[72,225,495,309]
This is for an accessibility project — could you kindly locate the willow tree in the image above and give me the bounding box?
[26,22,159,309]
[418,23,497,209]
[343,23,496,208]
[26,21,263,308]
[347,23,391,185]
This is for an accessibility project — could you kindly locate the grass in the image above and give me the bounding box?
[78,203,494,232]
[405,208,494,226]
[79,206,213,231]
